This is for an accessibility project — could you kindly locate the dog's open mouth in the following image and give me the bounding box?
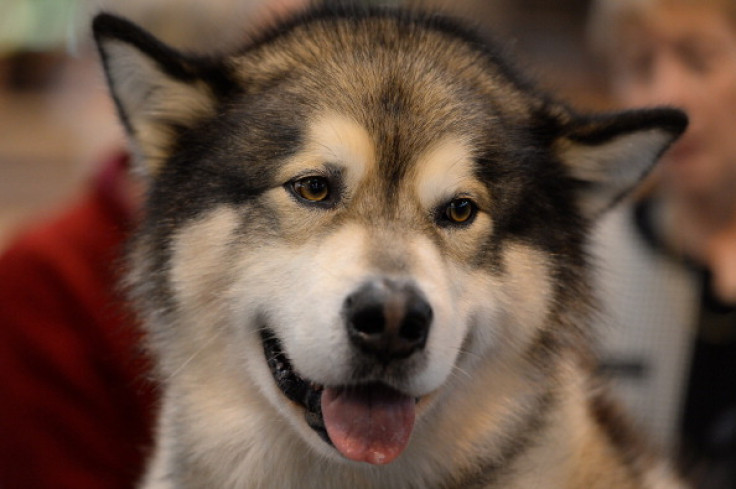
[260,329,327,439]
[261,329,416,465]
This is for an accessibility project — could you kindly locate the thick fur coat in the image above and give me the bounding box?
[94,5,688,488]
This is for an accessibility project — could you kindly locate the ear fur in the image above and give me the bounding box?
[93,14,229,176]
[555,108,688,219]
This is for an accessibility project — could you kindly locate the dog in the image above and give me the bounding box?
[94,5,688,488]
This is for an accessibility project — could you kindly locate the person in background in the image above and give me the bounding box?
[587,1,736,488]
[0,1,307,488]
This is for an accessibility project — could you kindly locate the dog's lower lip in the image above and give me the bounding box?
[260,329,330,442]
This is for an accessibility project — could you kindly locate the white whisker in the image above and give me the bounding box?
[164,328,223,382]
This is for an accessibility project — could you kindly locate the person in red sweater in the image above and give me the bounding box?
[0,154,155,488]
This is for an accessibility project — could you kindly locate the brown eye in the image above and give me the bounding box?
[445,198,475,224]
[292,176,330,202]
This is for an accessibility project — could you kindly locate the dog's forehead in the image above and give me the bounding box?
[228,15,539,192]
[231,14,534,139]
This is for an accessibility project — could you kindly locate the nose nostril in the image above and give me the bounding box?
[351,307,385,336]
[399,296,432,344]
[400,312,429,342]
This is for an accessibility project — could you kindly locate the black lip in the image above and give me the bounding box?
[260,329,330,443]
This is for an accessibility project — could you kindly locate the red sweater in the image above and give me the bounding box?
[0,156,154,488]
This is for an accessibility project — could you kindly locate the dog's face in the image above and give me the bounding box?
[94,9,685,467]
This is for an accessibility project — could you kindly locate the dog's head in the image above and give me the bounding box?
[94,8,686,467]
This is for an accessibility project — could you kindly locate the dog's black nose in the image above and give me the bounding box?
[344,280,432,361]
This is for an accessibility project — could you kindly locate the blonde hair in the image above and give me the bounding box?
[588,0,736,62]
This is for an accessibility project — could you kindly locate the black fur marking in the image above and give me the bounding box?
[565,108,688,146]
[140,91,305,221]
[588,389,652,485]
[474,125,590,279]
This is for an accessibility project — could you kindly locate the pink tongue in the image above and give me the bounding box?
[321,384,415,465]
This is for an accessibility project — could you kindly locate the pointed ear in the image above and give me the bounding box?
[93,14,230,176]
[554,108,687,219]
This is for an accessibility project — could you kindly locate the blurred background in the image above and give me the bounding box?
[0,0,604,250]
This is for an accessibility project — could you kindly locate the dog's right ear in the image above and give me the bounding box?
[93,14,233,177]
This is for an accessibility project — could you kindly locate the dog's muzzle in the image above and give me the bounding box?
[261,279,433,465]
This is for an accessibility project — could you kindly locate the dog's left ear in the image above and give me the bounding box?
[93,13,234,177]
[554,108,687,219]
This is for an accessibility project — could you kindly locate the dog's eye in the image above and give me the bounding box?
[292,176,330,203]
[444,198,476,225]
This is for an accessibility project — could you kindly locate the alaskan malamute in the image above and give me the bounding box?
[94,5,688,488]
